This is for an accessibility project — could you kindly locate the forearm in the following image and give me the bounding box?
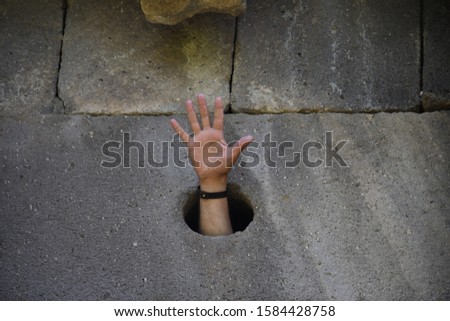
[170,94,252,236]
[199,176,232,236]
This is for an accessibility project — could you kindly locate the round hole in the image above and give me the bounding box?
[183,184,254,235]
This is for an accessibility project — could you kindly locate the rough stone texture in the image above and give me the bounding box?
[140,0,246,25]
[422,0,450,111]
[1,112,449,300]
[59,0,234,115]
[231,0,420,113]
[0,0,63,116]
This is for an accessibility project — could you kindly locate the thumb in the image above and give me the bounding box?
[230,135,254,164]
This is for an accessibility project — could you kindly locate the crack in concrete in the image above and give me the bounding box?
[54,0,68,114]
[419,0,424,112]
[50,2,433,116]
[227,17,239,114]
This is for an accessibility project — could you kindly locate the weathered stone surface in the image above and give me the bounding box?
[1,112,449,300]
[0,0,63,115]
[59,0,234,115]
[140,0,246,25]
[422,0,450,111]
[231,0,420,113]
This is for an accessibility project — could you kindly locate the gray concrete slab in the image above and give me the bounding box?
[0,0,63,116]
[231,0,420,113]
[59,0,235,115]
[422,0,450,110]
[1,112,449,300]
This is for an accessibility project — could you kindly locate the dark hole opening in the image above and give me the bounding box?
[183,185,254,234]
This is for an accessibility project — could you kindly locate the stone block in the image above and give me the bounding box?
[1,112,449,299]
[140,0,246,25]
[231,0,420,113]
[422,0,450,110]
[59,0,235,115]
[0,0,63,115]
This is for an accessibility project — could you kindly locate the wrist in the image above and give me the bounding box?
[199,176,227,193]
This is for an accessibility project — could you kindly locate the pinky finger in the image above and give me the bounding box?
[170,119,189,143]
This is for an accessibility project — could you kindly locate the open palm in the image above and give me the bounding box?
[170,94,253,183]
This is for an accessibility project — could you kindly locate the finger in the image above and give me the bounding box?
[186,100,201,134]
[170,119,189,142]
[230,135,254,164]
[197,93,211,129]
[212,97,224,131]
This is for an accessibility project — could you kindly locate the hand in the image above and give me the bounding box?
[170,94,254,192]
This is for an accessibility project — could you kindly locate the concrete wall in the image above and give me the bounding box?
[1,0,449,300]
